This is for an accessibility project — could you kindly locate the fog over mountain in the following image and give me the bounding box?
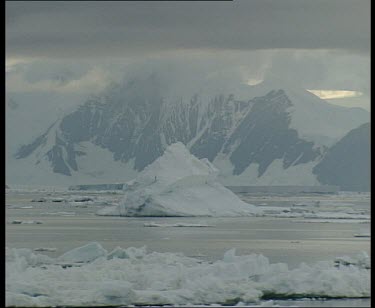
[6,1,370,191]
[7,74,369,190]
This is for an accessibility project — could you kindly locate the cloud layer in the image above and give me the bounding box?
[5,1,370,111]
[6,0,370,58]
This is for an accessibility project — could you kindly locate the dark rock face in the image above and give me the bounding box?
[45,145,72,176]
[14,77,322,181]
[313,123,370,191]
[223,90,319,176]
[190,94,242,161]
[15,122,56,159]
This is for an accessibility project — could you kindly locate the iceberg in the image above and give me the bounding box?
[97,143,260,217]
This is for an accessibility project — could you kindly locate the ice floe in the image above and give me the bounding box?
[58,242,107,263]
[292,219,370,224]
[41,211,76,216]
[97,143,260,217]
[353,232,371,238]
[6,242,370,307]
[9,220,43,225]
[257,205,370,221]
[33,248,57,252]
[143,222,213,227]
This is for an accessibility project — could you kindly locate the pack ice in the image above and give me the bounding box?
[6,242,370,307]
[97,142,260,217]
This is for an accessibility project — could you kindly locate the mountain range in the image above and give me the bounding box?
[6,75,370,190]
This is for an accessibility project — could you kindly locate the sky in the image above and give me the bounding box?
[6,0,371,111]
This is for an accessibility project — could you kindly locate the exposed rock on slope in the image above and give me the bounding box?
[9,76,369,188]
[313,123,370,191]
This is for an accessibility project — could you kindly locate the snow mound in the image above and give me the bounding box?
[6,242,370,307]
[98,142,260,217]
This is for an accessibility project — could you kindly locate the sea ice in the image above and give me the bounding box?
[58,242,107,263]
[34,248,57,252]
[143,222,213,227]
[292,219,371,224]
[9,220,43,225]
[6,242,370,307]
[257,205,370,221]
[41,212,76,216]
[97,143,260,217]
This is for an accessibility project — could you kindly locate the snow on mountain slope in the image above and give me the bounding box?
[6,92,86,152]
[243,79,370,147]
[215,156,320,186]
[7,140,138,187]
[7,75,370,188]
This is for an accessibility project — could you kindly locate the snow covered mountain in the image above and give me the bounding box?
[7,75,369,189]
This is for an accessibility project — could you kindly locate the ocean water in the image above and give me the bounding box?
[5,190,371,307]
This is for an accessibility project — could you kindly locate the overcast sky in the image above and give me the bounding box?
[6,0,371,110]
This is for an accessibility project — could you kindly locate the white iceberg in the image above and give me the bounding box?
[6,242,370,307]
[97,143,260,217]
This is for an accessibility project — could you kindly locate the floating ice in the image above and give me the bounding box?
[6,242,370,307]
[293,219,371,224]
[58,242,107,263]
[70,196,94,202]
[257,205,370,221]
[31,198,47,202]
[353,232,371,238]
[96,205,120,216]
[143,222,213,227]
[334,252,370,269]
[9,220,43,225]
[33,248,57,252]
[97,143,260,217]
[32,195,96,204]
[50,197,66,202]
[41,212,76,216]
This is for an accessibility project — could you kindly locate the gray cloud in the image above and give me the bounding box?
[6,0,370,58]
[22,61,91,84]
[265,50,370,92]
[5,1,370,111]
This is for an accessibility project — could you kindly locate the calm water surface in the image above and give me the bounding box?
[5,190,371,307]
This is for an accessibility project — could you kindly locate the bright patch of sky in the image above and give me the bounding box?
[307,90,363,100]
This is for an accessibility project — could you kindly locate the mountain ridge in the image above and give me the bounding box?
[7,77,370,189]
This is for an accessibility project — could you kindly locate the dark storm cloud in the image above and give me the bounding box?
[6,0,370,58]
